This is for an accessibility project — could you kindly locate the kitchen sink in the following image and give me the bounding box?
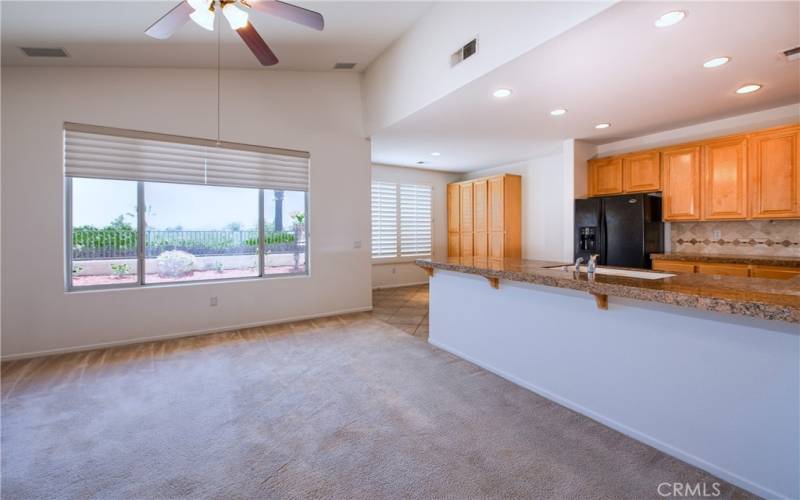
[545,265,675,280]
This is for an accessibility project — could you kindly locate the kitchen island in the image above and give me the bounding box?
[416,257,799,499]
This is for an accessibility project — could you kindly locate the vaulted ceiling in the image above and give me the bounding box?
[1,1,432,71]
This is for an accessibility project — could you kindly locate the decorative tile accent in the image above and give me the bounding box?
[671,221,800,257]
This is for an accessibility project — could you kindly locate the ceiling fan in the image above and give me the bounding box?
[145,0,325,66]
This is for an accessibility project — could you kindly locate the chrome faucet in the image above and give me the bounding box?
[587,254,599,276]
[574,256,584,272]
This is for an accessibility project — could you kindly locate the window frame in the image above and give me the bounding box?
[370,181,433,264]
[65,178,310,291]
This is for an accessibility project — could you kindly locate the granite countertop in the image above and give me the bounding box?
[651,253,800,268]
[416,257,800,324]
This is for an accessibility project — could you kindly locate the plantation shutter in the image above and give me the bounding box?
[64,123,309,191]
[371,181,398,258]
[399,184,432,257]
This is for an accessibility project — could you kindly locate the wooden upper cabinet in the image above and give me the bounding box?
[473,180,488,257]
[703,137,748,220]
[459,183,474,256]
[623,152,661,193]
[488,176,505,259]
[447,183,460,257]
[447,175,521,260]
[749,126,799,219]
[662,145,702,221]
[488,177,505,232]
[589,157,623,196]
[447,183,460,233]
[460,183,474,232]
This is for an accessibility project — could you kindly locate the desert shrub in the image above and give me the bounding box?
[156,250,198,278]
[110,263,131,278]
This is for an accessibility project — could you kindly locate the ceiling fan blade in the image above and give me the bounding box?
[246,0,324,31]
[145,1,193,39]
[237,22,279,66]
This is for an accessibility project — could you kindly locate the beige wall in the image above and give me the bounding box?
[1,67,372,358]
[370,164,459,288]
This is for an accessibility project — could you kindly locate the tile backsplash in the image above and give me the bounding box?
[670,220,800,257]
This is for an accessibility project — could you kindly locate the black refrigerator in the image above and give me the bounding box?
[574,193,663,269]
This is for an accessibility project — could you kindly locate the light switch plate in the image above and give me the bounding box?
[353,240,362,249]
[713,230,722,240]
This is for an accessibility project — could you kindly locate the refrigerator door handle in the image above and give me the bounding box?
[600,208,608,266]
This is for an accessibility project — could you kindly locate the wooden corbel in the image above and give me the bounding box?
[486,276,500,289]
[592,293,608,310]
[423,267,434,278]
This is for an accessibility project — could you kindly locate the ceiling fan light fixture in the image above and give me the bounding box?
[190,7,215,31]
[222,3,249,30]
[187,0,212,11]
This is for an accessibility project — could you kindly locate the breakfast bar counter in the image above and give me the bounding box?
[416,256,799,499]
[416,256,800,323]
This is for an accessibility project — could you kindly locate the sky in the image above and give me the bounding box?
[72,178,305,230]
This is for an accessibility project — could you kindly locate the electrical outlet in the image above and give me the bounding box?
[713,229,722,240]
[210,296,218,307]
[392,267,396,274]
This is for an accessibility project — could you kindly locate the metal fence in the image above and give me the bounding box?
[73,229,303,260]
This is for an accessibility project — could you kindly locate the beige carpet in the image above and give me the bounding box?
[2,298,753,499]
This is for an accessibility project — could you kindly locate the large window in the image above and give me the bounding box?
[371,181,432,259]
[66,123,309,290]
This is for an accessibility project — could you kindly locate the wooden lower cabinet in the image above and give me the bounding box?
[652,260,696,273]
[448,232,460,257]
[696,263,750,277]
[460,231,473,257]
[750,265,800,280]
[652,259,800,279]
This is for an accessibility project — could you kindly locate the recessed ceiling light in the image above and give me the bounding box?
[550,108,567,116]
[735,84,762,94]
[431,152,441,156]
[703,57,730,68]
[654,10,685,28]
[595,123,611,129]
[493,88,513,98]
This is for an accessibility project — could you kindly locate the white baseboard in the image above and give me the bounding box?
[372,281,428,290]
[427,337,781,500]
[1,306,374,361]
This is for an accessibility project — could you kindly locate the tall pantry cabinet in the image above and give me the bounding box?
[447,174,522,258]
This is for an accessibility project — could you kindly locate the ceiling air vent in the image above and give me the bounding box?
[20,47,69,58]
[782,46,800,62]
[451,37,478,67]
[333,62,357,70]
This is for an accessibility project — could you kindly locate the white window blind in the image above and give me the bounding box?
[64,123,309,191]
[399,184,432,257]
[371,181,432,259]
[371,181,398,258]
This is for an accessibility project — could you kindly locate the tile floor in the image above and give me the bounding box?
[371,284,429,339]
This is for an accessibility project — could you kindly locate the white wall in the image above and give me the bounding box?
[430,271,799,499]
[371,163,459,288]
[361,1,613,135]
[463,152,568,262]
[596,103,800,157]
[1,67,372,359]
